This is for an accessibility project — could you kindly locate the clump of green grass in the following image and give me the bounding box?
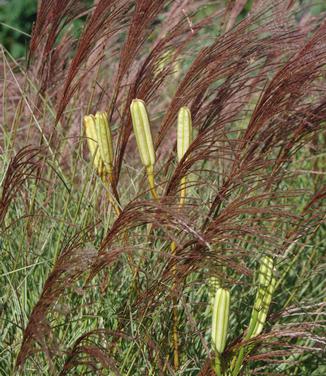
[0,1,325,375]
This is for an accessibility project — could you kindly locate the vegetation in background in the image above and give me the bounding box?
[0,0,94,58]
[0,0,37,58]
[1,0,326,58]
[0,1,325,375]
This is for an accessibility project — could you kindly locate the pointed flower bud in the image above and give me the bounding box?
[84,115,103,175]
[230,256,276,376]
[258,255,273,286]
[251,256,275,337]
[211,287,230,354]
[253,273,276,337]
[95,111,114,176]
[247,255,275,339]
[130,99,155,168]
[177,106,192,162]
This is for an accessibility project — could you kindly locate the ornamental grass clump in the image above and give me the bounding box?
[2,1,326,375]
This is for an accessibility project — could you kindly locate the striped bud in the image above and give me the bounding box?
[252,273,276,337]
[209,277,220,303]
[247,255,275,339]
[95,111,114,176]
[211,287,230,354]
[130,99,155,168]
[230,256,276,376]
[177,106,192,162]
[258,255,273,287]
[84,115,103,175]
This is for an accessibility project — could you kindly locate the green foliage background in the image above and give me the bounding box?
[1,0,326,59]
[0,0,93,59]
[0,0,37,58]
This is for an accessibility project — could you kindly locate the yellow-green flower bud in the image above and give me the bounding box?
[247,255,274,339]
[84,115,103,175]
[252,274,276,337]
[95,111,114,176]
[212,287,230,354]
[231,257,275,376]
[258,255,273,287]
[130,99,155,168]
[177,106,192,162]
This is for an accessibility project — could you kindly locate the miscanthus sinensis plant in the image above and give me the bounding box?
[0,1,325,375]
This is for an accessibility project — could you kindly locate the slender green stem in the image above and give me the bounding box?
[170,174,188,370]
[101,175,121,216]
[214,352,223,376]
[231,348,245,376]
[170,240,180,370]
[146,165,159,200]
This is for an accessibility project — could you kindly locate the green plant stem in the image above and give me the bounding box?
[170,240,180,370]
[231,347,245,376]
[101,175,121,216]
[214,352,223,376]
[179,176,186,206]
[146,165,158,200]
[170,174,188,371]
